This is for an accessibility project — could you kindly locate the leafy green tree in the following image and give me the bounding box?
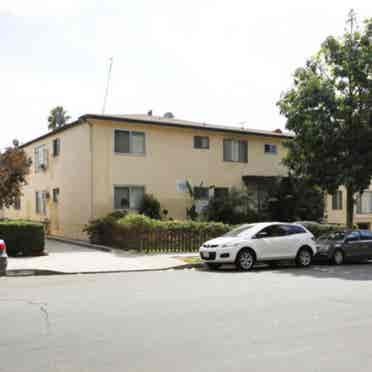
[278,11,372,227]
[262,176,324,222]
[0,141,32,209]
[47,106,71,131]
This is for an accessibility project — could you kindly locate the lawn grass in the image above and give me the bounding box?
[179,256,202,264]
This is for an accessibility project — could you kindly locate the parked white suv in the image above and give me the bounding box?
[199,222,316,271]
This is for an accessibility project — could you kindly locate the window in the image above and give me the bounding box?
[53,188,60,203]
[35,191,47,215]
[114,186,145,210]
[264,144,277,154]
[194,136,209,149]
[14,197,21,210]
[283,224,306,235]
[332,191,343,210]
[194,187,209,200]
[259,225,287,238]
[34,145,48,172]
[360,230,372,241]
[53,138,60,157]
[114,130,145,155]
[223,139,247,162]
[356,192,372,214]
[345,231,360,242]
[214,187,229,199]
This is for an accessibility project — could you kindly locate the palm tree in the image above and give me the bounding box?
[47,106,71,131]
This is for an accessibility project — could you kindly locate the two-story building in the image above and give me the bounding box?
[4,113,292,239]
[326,186,372,229]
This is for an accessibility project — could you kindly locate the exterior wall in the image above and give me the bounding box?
[89,118,288,221]
[3,123,92,239]
[326,184,372,228]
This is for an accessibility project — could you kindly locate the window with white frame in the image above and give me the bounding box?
[34,145,48,172]
[114,130,145,155]
[223,139,248,162]
[35,191,47,215]
[114,186,145,210]
[356,191,372,214]
[332,190,343,210]
[264,144,277,154]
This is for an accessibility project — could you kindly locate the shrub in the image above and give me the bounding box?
[203,187,258,225]
[139,194,161,219]
[83,212,123,245]
[0,220,45,256]
[297,221,343,238]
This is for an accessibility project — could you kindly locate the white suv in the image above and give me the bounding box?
[199,222,316,271]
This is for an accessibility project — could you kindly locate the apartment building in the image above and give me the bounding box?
[4,113,292,239]
[326,186,372,229]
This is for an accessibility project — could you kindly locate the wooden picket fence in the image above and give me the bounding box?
[107,228,221,253]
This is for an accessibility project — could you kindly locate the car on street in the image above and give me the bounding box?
[0,239,8,275]
[315,229,372,265]
[199,222,316,271]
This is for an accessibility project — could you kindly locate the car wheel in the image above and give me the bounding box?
[296,247,313,268]
[236,249,255,271]
[206,263,221,270]
[332,249,344,265]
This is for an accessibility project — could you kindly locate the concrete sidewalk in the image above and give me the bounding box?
[7,239,199,274]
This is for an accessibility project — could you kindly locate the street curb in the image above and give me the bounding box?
[47,236,112,252]
[5,263,204,278]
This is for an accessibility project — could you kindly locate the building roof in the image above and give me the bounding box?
[20,113,293,148]
[81,113,293,139]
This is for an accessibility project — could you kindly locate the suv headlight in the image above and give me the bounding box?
[221,242,241,248]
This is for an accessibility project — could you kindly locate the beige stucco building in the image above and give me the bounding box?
[326,186,372,229]
[4,113,292,239]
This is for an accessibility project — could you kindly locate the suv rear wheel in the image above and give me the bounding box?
[295,247,313,268]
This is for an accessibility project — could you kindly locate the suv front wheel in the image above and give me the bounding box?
[236,249,255,271]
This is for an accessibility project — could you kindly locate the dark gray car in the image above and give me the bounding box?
[315,230,372,265]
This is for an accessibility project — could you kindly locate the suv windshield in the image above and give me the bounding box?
[223,224,256,237]
[318,231,346,241]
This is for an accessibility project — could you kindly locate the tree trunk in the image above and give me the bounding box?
[346,186,354,228]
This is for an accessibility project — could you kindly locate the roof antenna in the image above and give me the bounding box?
[238,121,247,130]
[102,57,113,114]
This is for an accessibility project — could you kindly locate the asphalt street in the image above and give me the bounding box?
[2,263,372,372]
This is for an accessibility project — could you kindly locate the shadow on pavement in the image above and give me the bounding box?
[199,261,372,281]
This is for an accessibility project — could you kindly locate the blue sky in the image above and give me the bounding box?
[1,0,371,150]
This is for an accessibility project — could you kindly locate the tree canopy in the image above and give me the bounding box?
[48,106,71,131]
[278,11,372,227]
[0,142,31,209]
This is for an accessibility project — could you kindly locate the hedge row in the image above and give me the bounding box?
[0,220,45,256]
[84,213,231,251]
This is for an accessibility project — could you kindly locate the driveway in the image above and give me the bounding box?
[7,239,195,274]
